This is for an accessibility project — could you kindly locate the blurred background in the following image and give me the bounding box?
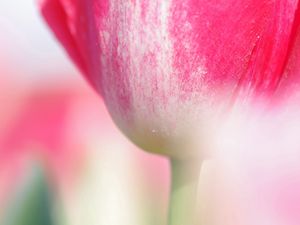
[0,1,169,225]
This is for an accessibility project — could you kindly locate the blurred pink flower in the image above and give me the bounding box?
[0,80,82,212]
[0,72,169,224]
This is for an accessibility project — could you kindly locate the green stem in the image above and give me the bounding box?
[168,159,202,225]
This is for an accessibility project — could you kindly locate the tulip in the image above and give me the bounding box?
[39,1,300,224]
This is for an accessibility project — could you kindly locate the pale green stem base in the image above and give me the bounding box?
[168,159,203,225]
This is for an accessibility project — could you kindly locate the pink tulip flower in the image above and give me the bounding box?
[38,1,300,225]
[39,0,300,158]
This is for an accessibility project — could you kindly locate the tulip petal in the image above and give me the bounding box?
[39,0,87,74]
[39,0,106,89]
[170,0,300,102]
[40,0,300,103]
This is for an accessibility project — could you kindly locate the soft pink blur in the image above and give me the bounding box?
[0,70,169,224]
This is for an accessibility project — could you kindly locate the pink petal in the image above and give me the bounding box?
[170,0,300,102]
[39,0,300,102]
[40,0,106,89]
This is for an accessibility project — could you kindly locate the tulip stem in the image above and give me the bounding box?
[168,159,202,225]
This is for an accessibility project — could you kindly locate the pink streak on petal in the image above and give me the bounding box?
[169,0,300,103]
